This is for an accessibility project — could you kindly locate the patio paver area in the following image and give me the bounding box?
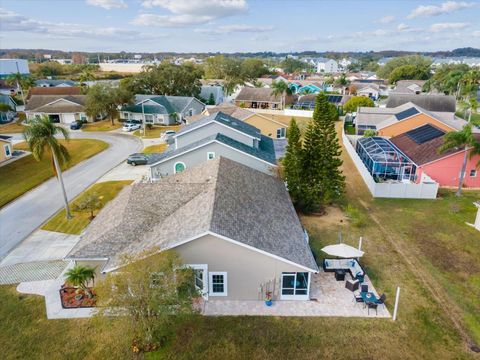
[203,271,390,318]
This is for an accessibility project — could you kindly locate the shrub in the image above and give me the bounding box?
[345,204,367,227]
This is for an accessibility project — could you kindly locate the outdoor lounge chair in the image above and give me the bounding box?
[360,284,369,293]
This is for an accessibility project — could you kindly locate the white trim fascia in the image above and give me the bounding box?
[40,97,82,108]
[174,120,260,141]
[149,139,277,168]
[66,257,109,261]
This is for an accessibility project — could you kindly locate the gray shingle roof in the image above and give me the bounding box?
[25,95,86,112]
[67,157,318,272]
[176,111,261,139]
[386,94,456,113]
[235,87,282,103]
[149,132,277,165]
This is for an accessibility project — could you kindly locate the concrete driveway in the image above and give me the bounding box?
[0,131,142,259]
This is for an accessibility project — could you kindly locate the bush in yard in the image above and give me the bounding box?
[73,192,102,220]
[343,96,374,113]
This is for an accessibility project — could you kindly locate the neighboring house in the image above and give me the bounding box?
[0,80,17,96]
[386,94,456,113]
[0,135,13,163]
[0,94,17,123]
[192,104,288,139]
[67,157,318,301]
[234,87,293,110]
[26,86,82,100]
[25,95,91,124]
[297,83,322,94]
[294,93,351,111]
[120,94,205,125]
[390,80,427,95]
[35,79,76,87]
[200,85,224,105]
[315,58,339,74]
[354,101,469,136]
[391,124,480,188]
[149,111,277,178]
[351,83,380,100]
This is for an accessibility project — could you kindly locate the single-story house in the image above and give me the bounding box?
[391,124,480,188]
[390,80,427,95]
[192,104,288,139]
[25,94,91,124]
[120,94,205,125]
[234,87,294,110]
[35,79,77,88]
[354,101,470,137]
[149,111,277,178]
[351,83,380,100]
[294,93,351,111]
[200,85,225,105]
[26,86,82,100]
[386,94,456,113]
[67,157,318,301]
[0,135,13,163]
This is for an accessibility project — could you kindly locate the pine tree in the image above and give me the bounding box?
[208,92,215,105]
[299,93,345,212]
[283,118,303,202]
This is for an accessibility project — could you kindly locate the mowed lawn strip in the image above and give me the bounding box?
[42,180,132,235]
[0,120,26,134]
[0,139,108,207]
[142,143,167,154]
[133,125,182,139]
[82,119,122,132]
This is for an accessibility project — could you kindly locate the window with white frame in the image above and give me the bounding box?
[276,128,286,138]
[207,151,215,160]
[209,272,227,296]
[123,112,129,119]
[470,169,477,177]
[145,114,154,123]
[4,144,11,157]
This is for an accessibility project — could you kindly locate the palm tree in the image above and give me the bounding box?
[65,265,96,296]
[270,80,291,109]
[6,73,33,105]
[23,116,72,218]
[439,124,480,196]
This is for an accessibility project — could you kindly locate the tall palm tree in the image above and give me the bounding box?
[23,116,72,218]
[439,124,480,196]
[270,80,291,109]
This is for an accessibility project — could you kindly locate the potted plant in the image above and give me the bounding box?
[265,291,273,306]
[65,265,96,299]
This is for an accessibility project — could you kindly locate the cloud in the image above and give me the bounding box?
[474,30,480,37]
[408,1,474,18]
[429,22,469,32]
[86,0,127,9]
[377,15,395,24]
[0,8,155,40]
[195,24,274,35]
[397,23,410,31]
[133,0,247,27]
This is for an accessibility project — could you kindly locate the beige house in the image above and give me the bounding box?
[0,135,13,163]
[235,87,294,110]
[67,157,318,301]
[189,104,288,139]
[25,95,92,124]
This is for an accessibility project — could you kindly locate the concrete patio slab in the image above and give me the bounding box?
[0,261,68,284]
[0,230,80,266]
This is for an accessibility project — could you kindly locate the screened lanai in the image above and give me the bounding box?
[355,137,417,182]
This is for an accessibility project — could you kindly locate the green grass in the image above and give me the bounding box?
[1,123,479,359]
[133,125,182,139]
[142,143,167,154]
[82,119,123,132]
[344,122,355,135]
[0,119,26,134]
[41,180,132,235]
[0,139,108,208]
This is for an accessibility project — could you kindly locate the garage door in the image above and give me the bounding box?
[62,113,76,124]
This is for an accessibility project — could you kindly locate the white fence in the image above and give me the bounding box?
[342,132,439,199]
[248,108,313,118]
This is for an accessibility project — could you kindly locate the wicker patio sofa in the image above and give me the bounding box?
[323,258,366,282]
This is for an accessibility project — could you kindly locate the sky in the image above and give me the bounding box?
[0,0,480,53]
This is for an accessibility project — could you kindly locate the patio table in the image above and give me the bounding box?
[361,291,378,304]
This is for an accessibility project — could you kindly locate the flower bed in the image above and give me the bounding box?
[59,287,97,309]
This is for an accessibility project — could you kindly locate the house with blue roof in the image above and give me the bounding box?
[149,111,277,178]
[120,94,205,125]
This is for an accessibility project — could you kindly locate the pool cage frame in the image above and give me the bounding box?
[355,137,417,182]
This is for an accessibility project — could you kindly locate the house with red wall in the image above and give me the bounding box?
[391,124,480,188]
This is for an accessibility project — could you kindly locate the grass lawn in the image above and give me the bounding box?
[1,124,479,359]
[82,119,122,132]
[344,122,355,135]
[0,139,108,208]
[41,180,132,235]
[133,125,183,139]
[142,143,167,154]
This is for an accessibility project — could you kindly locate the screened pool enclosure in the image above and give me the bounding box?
[355,137,417,182]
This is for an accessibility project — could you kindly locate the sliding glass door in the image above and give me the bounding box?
[281,272,310,300]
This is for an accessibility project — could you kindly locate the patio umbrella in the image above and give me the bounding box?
[321,243,364,258]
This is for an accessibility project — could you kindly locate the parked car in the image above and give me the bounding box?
[122,123,141,132]
[126,153,148,166]
[70,121,83,130]
[160,130,176,140]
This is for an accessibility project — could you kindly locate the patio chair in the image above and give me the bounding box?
[377,293,386,305]
[360,284,369,293]
[345,279,359,292]
[367,301,378,315]
[353,290,363,305]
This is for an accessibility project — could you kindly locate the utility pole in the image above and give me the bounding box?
[142,101,146,137]
[15,61,26,106]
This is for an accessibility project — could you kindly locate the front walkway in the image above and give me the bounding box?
[203,272,390,318]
